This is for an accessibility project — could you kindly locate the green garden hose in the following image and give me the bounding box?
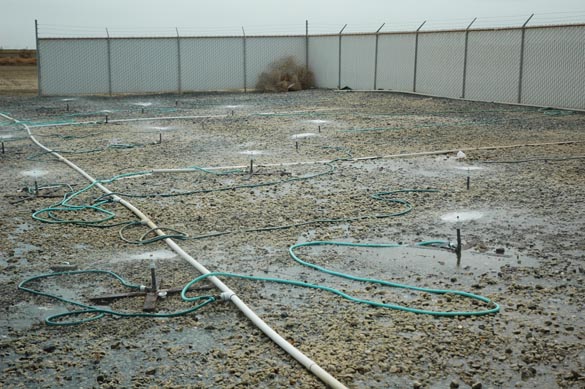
[18,269,215,326]
[181,240,498,317]
[20,240,498,326]
[118,188,438,244]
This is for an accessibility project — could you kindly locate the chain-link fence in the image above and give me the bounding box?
[37,23,585,110]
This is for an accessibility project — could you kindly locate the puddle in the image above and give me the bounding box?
[132,102,153,107]
[259,244,535,308]
[291,132,318,140]
[119,250,178,261]
[145,326,216,352]
[306,119,330,124]
[0,302,69,335]
[14,223,34,234]
[91,326,219,387]
[454,166,486,171]
[239,150,266,156]
[0,134,14,139]
[148,126,176,132]
[371,245,536,273]
[61,98,76,102]
[20,169,48,177]
[100,110,113,113]
[302,244,535,275]
[224,105,243,109]
[441,211,484,222]
[13,243,39,257]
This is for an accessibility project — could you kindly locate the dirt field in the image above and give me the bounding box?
[0,90,584,388]
[0,65,38,95]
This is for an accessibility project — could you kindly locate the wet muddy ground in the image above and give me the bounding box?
[1,90,584,388]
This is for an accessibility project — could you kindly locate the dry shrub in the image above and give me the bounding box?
[0,57,37,66]
[256,56,314,92]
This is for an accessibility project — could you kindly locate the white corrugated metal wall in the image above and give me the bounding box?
[37,25,585,110]
[415,31,466,98]
[308,36,338,89]
[465,29,522,103]
[110,38,179,94]
[376,33,416,91]
[339,35,376,90]
[522,26,585,109]
[180,37,244,91]
[38,39,110,95]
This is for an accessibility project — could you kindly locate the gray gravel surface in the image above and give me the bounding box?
[1,90,584,388]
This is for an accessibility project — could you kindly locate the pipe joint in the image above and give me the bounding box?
[220,291,236,301]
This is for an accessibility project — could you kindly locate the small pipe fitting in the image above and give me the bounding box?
[220,291,236,301]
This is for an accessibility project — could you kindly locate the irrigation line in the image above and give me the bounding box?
[1,112,348,389]
[336,89,585,114]
[3,111,575,388]
[27,114,228,128]
[154,140,585,173]
[483,155,585,164]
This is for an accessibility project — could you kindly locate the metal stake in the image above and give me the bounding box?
[517,14,534,104]
[413,20,426,92]
[66,103,69,112]
[150,260,157,291]
[105,115,108,124]
[242,27,247,93]
[159,132,162,144]
[296,141,299,152]
[176,28,182,94]
[249,159,254,175]
[106,28,112,96]
[338,24,347,90]
[318,125,321,133]
[305,20,309,71]
[467,175,470,190]
[2,142,4,154]
[461,17,477,99]
[35,20,42,96]
[373,23,385,90]
[456,217,462,266]
[34,180,39,196]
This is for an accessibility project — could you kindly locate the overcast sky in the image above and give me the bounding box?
[2,0,585,48]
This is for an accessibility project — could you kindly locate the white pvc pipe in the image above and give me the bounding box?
[1,112,347,389]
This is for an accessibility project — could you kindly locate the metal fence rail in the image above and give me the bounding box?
[36,22,585,110]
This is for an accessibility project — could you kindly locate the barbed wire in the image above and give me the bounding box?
[36,11,585,38]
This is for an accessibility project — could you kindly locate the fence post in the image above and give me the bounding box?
[373,23,386,90]
[242,27,247,93]
[106,28,112,96]
[176,28,182,94]
[35,20,42,96]
[305,20,309,71]
[338,24,347,89]
[517,14,534,104]
[461,17,477,99]
[412,20,426,92]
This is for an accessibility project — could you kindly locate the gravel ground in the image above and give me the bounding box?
[1,90,584,388]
